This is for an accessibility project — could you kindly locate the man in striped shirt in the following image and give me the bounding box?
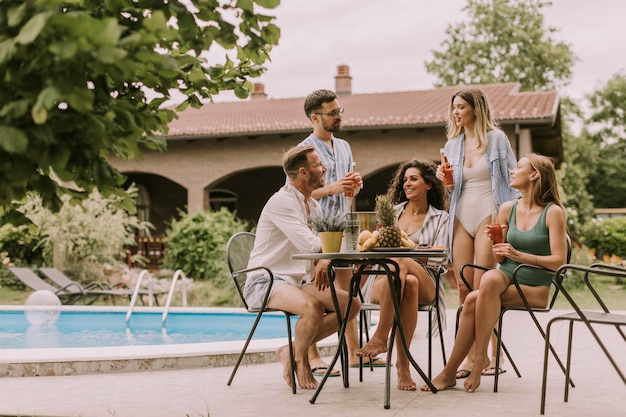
[298,89,371,375]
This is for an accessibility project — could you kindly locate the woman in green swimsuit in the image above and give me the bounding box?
[422,153,569,393]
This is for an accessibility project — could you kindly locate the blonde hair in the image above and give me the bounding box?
[446,88,499,153]
[526,153,564,213]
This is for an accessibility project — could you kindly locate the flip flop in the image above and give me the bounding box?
[481,367,507,376]
[349,357,387,368]
[311,366,341,377]
[455,369,471,379]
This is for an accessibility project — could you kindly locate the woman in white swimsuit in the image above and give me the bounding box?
[436,88,519,378]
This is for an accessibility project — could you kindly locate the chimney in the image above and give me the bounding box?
[250,83,267,99]
[335,64,352,95]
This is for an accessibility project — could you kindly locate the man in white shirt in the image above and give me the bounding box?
[244,145,361,390]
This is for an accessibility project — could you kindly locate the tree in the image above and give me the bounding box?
[425,0,576,92]
[0,0,280,221]
[556,101,598,241]
[586,72,626,208]
[588,71,626,141]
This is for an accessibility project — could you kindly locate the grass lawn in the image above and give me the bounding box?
[2,276,624,310]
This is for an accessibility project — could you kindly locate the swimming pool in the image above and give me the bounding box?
[0,306,295,349]
[0,306,340,378]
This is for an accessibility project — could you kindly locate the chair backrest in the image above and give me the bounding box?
[226,232,256,310]
[547,234,573,309]
[9,267,62,293]
[39,267,78,289]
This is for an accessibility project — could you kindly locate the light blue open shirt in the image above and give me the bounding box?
[443,129,520,262]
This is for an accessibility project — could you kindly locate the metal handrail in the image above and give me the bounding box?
[161,269,188,326]
[125,269,153,325]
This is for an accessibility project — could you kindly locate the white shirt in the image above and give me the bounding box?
[246,183,322,287]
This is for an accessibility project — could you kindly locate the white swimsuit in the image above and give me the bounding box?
[456,156,496,237]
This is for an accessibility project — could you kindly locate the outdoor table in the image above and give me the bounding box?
[293,248,447,409]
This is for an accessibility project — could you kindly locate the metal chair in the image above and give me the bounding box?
[225,232,297,394]
[540,263,626,414]
[357,265,447,381]
[456,235,572,392]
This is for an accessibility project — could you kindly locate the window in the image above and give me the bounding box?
[208,189,237,212]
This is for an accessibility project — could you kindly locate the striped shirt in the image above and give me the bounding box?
[298,134,355,216]
[394,202,449,270]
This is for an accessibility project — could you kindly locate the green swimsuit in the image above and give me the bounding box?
[499,200,553,287]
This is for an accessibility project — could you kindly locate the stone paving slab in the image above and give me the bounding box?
[0,310,623,417]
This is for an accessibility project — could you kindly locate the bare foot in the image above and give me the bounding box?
[276,346,293,387]
[294,360,318,390]
[420,370,456,392]
[464,357,490,393]
[356,339,387,358]
[396,365,416,391]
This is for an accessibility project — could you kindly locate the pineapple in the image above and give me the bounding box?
[375,194,402,247]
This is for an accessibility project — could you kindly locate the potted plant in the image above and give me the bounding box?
[309,213,348,253]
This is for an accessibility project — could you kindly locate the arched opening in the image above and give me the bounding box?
[123,172,187,236]
[207,189,237,212]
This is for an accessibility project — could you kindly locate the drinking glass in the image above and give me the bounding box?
[487,210,504,244]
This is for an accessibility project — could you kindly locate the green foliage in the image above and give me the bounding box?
[582,217,626,260]
[586,72,626,208]
[561,244,595,291]
[555,99,597,244]
[0,0,280,219]
[163,208,250,282]
[426,0,576,91]
[0,189,151,270]
[588,141,626,208]
[588,71,626,142]
[309,212,348,232]
[0,223,47,266]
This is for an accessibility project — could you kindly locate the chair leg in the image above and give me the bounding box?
[358,309,375,382]
[285,314,296,395]
[493,314,523,392]
[427,308,433,379]
[436,307,447,367]
[358,311,364,382]
[227,311,264,387]
[564,320,574,403]
[455,305,462,337]
[540,318,557,414]
[526,309,575,388]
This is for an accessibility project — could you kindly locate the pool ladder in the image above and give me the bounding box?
[161,269,188,326]
[125,269,188,327]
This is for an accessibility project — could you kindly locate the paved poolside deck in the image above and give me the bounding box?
[0,309,623,417]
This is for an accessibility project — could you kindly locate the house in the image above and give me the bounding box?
[109,65,562,236]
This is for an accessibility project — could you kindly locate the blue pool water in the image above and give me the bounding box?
[0,309,296,349]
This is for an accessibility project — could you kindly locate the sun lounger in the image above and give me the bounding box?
[39,267,164,306]
[9,267,85,305]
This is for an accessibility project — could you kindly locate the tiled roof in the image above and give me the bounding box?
[167,83,559,139]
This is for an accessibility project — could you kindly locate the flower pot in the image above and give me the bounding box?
[319,231,343,253]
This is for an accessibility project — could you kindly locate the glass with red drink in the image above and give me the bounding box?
[487,210,504,244]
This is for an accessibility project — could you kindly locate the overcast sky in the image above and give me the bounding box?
[212,0,626,104]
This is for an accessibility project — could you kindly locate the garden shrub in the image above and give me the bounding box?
[582,217,626,261]
[0,189,151,285]
[163,208,250,286]
[0,223,49,266]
